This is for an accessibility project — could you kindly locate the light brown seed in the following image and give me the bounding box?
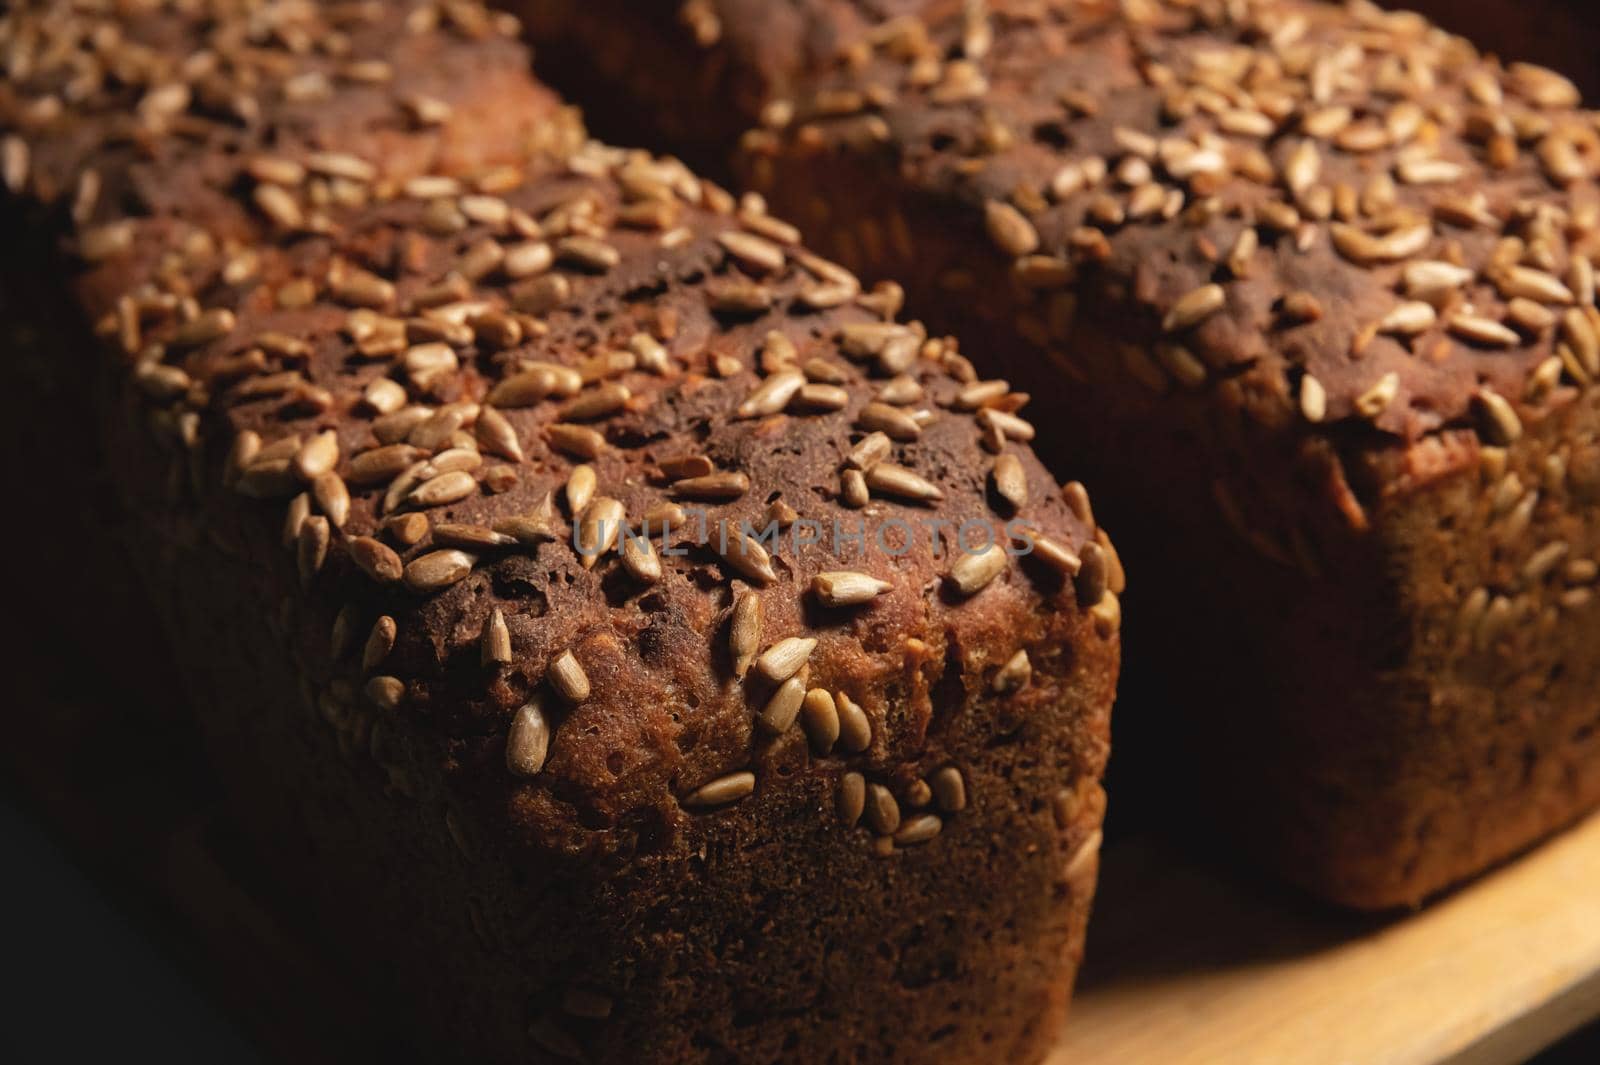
[363,616,397,672]
[408,469,478,509]
[985,201,1040,257]
[1378,301,1437,335]
[737,370,806,418]
[866,784,902,835]
[930,767,967,813]
[673,472,751,500]
[991,454,1028,513]
[432,524,517,551]
[801,689,840,754]
[349,444,426,485]
[755,637,817,684]
[992,649,1032,693]
[556,235,620,271]
[857,402,922,441]
[1473,389,1523,445]
[297,516,330,585]
[838,772,867,826]
[1448,313,1520,348]
[716,530,778,585]
[1162,283,1225,333]
[841,469,870,509]
[475,406,523,462]
[846,432,893,471]
[548,649,591,703]
[547,423,606,459]
[576,497,626,569]
[403,549,476,593]
[758,676,807,734]
[836,692,872,753]
[865,463,943,503]
[505,699,551,777]
[730,591,763,679]
[365,676,405,712]
[565,464,597,515]
[717,230,786,273]
[683,771,756,808]
[482,608,512,666]
[292,430,339,481]
[948,543,1007,595]
[312,471,350,528]
[894,815,942,846]
[812,571,892,607]
[1353,372,1400,419]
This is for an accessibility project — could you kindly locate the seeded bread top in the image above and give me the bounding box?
[749,0,1600,450]
[0,0,579,240]
[2,1,1113,865]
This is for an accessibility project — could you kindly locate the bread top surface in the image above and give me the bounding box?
[2,2,1111,865]
[751,0,1600,456]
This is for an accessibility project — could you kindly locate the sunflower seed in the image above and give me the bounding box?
[1163,283,1225,332]
[475,406,523,462]
[408,469,478,508]
[475,608,511,667]
[312,471,350,528]
[683,771,757,808]
[505,699,550,777]
[894,815,942,846]
[365,676,404,711]
[363,616,397,672]
[565,464,597,515]
[737,370,806,418]
[836,693,872,753]
[845,432,892,471]
[812,571,892,607]
[758,676,807,734]
[403,549,475,592]
[1331,223,1431,264]
[716,530,777,585]
[1354,372,1400,418]
[837,772,867,826]
[755,637,816,684]
[991,454,1028,512]
[993,649,1032,693]
[282,493,311,547]
[947,543,1007,595]
[984,201,1039,257]
[673,472,750,500]
[865,463,943,503]
[576,497,625,569]
[297,516,330,585]
[548,650,590,703]
[866,784,902,835]
[620,533,662,583]
[547,424,606,459]
[1448,313,1520,347]
[800,689,840,754]
[930,767,967,813]
[1474,389,1523,444]
[1300,374,1328,423]
[717,231,785,273]
[857,402,921,441]
[730,591,762,678]
[1379,301,1437,335]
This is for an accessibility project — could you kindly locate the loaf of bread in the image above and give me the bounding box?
[0,2,1117,1062]
[527,0,1600,908]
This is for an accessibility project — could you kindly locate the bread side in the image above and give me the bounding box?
[1,1,1117,1060]
[731,0,1600,906]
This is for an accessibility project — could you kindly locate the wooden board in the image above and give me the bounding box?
[1055,814,1600,1065]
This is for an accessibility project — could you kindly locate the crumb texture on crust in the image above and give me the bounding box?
[1,2,1117,1060]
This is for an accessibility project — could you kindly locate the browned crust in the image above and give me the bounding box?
[1,0,1118,1059]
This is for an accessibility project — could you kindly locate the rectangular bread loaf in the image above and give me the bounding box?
[0,2,1117,1062]
[528,0,1600,908]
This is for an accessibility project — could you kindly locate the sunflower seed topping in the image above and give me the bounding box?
[683,771,756,808]
[812,571,893,607]
[506,698,552,778]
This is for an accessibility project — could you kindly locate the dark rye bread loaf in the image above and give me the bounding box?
[0,2,1117,1063]
[531,0,1600,907]
[740,1,1600,908]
